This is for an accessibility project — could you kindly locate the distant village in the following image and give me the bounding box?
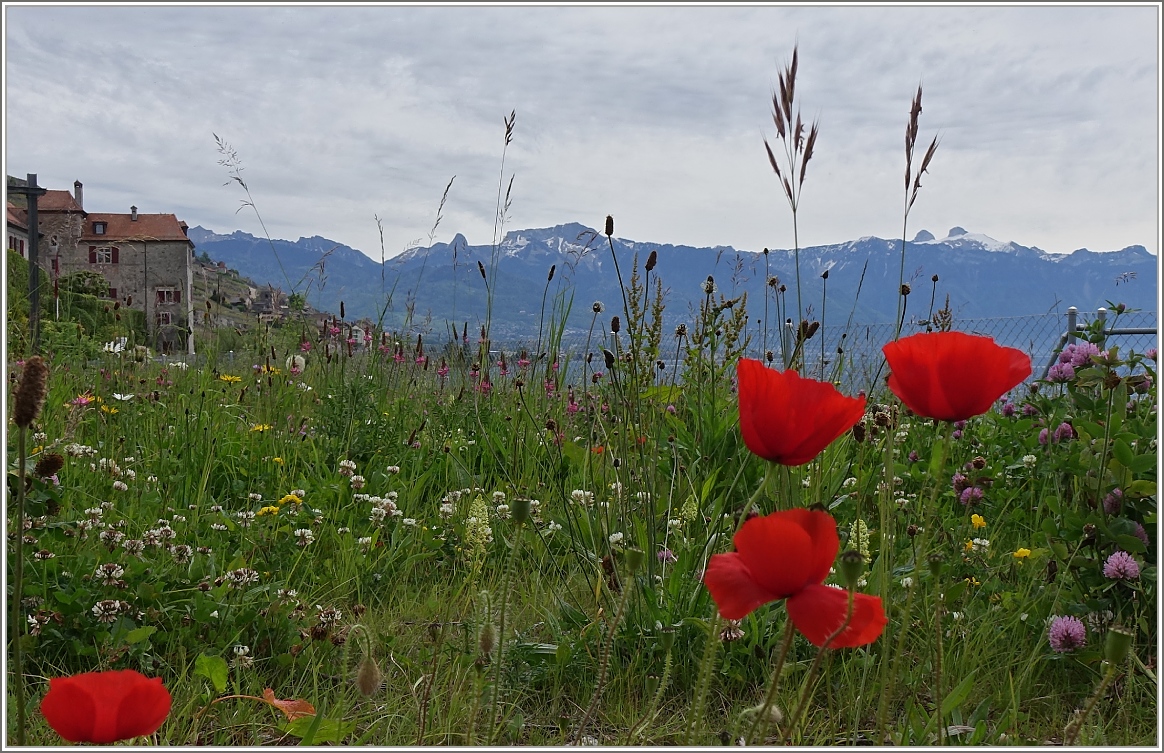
[7,176,338,355]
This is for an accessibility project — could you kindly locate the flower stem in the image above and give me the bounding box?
[577,565,633,743]
[11,426,29,746]
[1063,659,1120,746]
[745,617,796,745]
[782,589,855,745]
[485,524,523,743]
[683,613,723,745]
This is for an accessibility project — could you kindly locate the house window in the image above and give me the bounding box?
[51,258,59,273]
[156,287,181,304]
[89,246,119,264]
[94,222,107,235]
[156,311,172,326]
[107,288,117,300]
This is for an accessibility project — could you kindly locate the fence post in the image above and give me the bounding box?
[1096,307,1108,347]
[1066,307,1078,345]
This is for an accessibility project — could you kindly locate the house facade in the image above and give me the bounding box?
[6,204,30,256]
[18,180,196,354]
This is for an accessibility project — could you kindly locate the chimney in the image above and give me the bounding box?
[131,205,138,221]
[73,180,83,210]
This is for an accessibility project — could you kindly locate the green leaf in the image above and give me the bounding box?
[1112,439,1134,468]
[943,580,969,603]
[941,669,977,716]
[124,625,157,645]
[282,715,354,745]
[1126,480,1157,499]
[194,653,228,694]
[1114,535,1147,554]
[1130,455,1157,474]
[1049,541,1069,562]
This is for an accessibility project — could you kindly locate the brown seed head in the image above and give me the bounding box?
[13,356,49,429]
[645,250,657,272]
[604,215,614,237]
[34,453,65,479]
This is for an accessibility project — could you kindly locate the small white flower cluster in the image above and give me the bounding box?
[236,510,256,528]
[970,538,990,553]
[350,474,366,490]
[1022,454,1038,468]
[608,531,625,548]
[386,465,401,474]
[64,443,98,457]
[224,567,260,588]
[338,459,357,477]
[571,489,595,507]
[294,528,316,546]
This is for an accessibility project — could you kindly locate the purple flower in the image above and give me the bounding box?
[1038,428,1050,445]
[1146,348,1157,362]
[1053,422,1075,443]
[1000,401,1016,417]
[960,487,984,506]
[908,450,919,463]
[952,472,970,495]
[1133,522,1150,548]
[657,548,678,564]
[1048,615,1086,652]
[1067,342,1102,368]
[1103,550,1141,580]
[952,429,963,440]
[1022,403,1039,417]
[1047,362,1075,383]
[954,420,967,430]
[1102,488,1123,515]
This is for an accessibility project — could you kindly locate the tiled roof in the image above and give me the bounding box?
[36,190,84,212]
[6,203,28,231]
[80,213,193,243]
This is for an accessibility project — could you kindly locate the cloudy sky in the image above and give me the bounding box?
[4,4,1160,261]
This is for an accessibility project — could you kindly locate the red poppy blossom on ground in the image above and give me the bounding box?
[736,358,866,466]
[704,508,887,648]
[882,331,1031,422]
[40,669,171,744]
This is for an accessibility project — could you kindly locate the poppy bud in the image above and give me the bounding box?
[928,553,944,577]
[839,550,864,590]
[356,652,382,697]
[511,497,531,526]
[659,627,676,652]
[624,547,645,575]
[645,674,660,698]
[605,215,614,237]
[1104,625,1134,665]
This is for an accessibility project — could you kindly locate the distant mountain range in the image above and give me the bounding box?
[187,223,1157,344]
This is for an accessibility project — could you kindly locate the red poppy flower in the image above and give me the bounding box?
[40,669,171,744]
[704,508,887,647]
[882,332,1031,422]
[737,358,866,466]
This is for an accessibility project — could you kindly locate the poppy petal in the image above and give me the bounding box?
[704,551,782,620]
[786,584,888,648]
[733,513,818,598]
[883,332,1031,422]
[40,676,98,743]
[115,676,172,741]
[737,359,865,466]
[773,508,839,585]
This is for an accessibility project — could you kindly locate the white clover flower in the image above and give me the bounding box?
[495,504,510,518]
[1022,454,1037,468]
[842,477,857,489]
[386,465,400,474]
[112,480,129,492]
[608,531,624,547]
[546,520,562,533]
[402,518,418,527]
[900,576,914,588]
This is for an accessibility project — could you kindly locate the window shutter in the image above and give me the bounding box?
[89,246,97,263]
[175,289,181,303]
[112,246,120,264]
[108,288,117,300]
[157,290,164,304]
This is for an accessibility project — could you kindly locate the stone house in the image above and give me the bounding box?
[27,180,196,354]
[6,204,31,256]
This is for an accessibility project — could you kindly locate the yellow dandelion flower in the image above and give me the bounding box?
[251,423,272,432]
[272,457,284,465]
[1013,547,1031,560]
[101,404,118,414]
[277,494,302,506]
[219,374,242,383]
[970,514,986,530]
[964,540,974,553]
[257,505,280,516]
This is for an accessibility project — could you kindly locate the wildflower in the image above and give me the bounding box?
[736,358,865,466]
[1146,347,1157,361]
[592,301,605,313]
[970,514,986,530]
[704,508,887,647]
[40,669,171,744]
[219,374,242,383]
[401,518,418,527]
[170,544,193,564]
[350,475,366,490]
[112,480,129,492]
[294,529,316,547]
[338,459,357,477]
[1053,422,1075,443]
[608,531,625,547]
[960,487,984,506]
[100,404,118,415]
[1047,615,1087,652]
[70,391,96,408]
[1038,428,1049,445]
[1013,547,1031,560]
[272,457,284,465]
[277,493,302,506]
[95,563,125,586]
[1061,341,1101,369]
[1102,488,1123,515]
[1000,401,1016,417]
[91,600,124,624]
[257,505,280,516]
[250,423,272,432]
[1022,454,1037,468]
[881,332,1031,422]
[1046,362,1075,383]
[1103,550,1141,580]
